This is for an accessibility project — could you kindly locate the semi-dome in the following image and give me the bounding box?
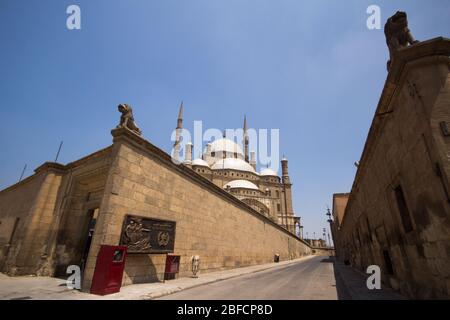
[211,158,256,173]
[209,138,244,156]
[224,180,259,190]
[192,158,209,167]
[260,168,278,176]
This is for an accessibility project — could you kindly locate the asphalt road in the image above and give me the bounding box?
[159,256,342,300]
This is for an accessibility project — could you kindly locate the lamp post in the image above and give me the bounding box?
[326,207,333,248]
[322,228,326,247]
[326,207,332,223]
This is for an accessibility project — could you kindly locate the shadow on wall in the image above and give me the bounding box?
[123,254,160,284]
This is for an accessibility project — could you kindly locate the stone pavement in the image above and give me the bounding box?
[0,256,315,300]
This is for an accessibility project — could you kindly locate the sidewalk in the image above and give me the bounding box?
[332,258,406,300]
[0,255,315,300]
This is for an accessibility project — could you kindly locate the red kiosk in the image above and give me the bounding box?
[90,245,127,295]
[164,254,181,280]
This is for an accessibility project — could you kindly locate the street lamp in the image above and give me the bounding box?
[326,207,333,248]
[322,228,326,247]
[326,207,332,223]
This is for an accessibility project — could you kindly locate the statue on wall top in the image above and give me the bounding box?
[384,11,419,70]
[117,103,142,135]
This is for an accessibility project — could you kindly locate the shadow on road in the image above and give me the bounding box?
[328,256,353,300]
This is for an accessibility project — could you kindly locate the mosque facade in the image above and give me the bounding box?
[173,104,300,233]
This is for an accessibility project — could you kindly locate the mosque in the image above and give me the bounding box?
[172,103,300,234]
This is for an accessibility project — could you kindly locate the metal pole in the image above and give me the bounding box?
[18,164,27,182]
[55,141,63,162]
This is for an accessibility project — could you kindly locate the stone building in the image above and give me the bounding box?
[0,108,310,291]
[173,105,299,233]
[331,37,450,299]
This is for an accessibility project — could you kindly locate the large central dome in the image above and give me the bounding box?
[211,158,256,173]
[209,138,244,157]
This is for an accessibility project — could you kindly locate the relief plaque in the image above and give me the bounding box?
[120,215,176,253]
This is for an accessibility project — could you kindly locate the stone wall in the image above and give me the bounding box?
[0,165,64,275]
[332,38,450,299]
[0,148,113,276]
[82,128,312,289]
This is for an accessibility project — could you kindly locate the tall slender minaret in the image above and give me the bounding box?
[173,101,184,163]
[184,142,193,166]
[250,150,256,170]
[243,115,249,162]
[281,155,295,233]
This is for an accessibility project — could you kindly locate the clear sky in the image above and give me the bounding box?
[0,1,449,240]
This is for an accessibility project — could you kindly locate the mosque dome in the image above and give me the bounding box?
[211,158,256,173]
[260,168,278,176]
[224,180,259,190]
[192,158,210,167]
[209,138,244,157]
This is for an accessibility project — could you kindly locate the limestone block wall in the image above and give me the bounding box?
[0,147,113,277]
[333,39,450,299]
[0,165,64,275]
[82,129,312,289]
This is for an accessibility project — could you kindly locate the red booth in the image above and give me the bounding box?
[164,254,180,280]
[90,245,127,295]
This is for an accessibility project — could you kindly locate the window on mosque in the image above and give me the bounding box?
[211,152,216,157]
[277,203,281,212]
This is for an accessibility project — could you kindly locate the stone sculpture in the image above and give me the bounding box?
[117,103,142,135]
[384,11,419,70]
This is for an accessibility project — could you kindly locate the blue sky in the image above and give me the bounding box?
[0,0,449,239]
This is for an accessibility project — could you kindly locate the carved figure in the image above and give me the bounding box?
[191,255,200,278]
[117,103,142,135]
[384,11,419,70]
[123,219,151,251]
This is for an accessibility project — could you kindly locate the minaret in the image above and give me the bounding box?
[173,101,184,163]
[281,155,295,233]
[184,142,193,166]
[250,150,256,170]
[281,155,290,185]
[243,115,249,162]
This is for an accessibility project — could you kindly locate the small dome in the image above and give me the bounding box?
[211,158,256,173]
[260,168,278,176]
[224,180,259,190]
[209,138,244,156]
[192,158,209,167]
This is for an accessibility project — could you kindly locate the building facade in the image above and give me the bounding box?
[331,37,450,299]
